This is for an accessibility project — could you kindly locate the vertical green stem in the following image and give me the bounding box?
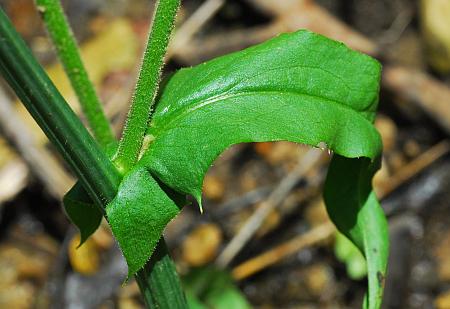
[0,7,119,207]
[136,241,187,308]
[35,0,115,147]
[0,8,187,308]
[115,0,180,172]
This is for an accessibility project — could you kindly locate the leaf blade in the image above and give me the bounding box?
[142,30,382,201]
[106,167,181,278]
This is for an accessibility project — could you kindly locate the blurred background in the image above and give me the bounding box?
[0,0,449,308]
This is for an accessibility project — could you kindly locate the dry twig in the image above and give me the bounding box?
[168,0,225,58]
[231,140,449,280]
[216,148,324,268]
[383,67,450,135]
[232,222,335,280]
[0,159,28,204]
[0,87,74,199]
[377,140,450,197]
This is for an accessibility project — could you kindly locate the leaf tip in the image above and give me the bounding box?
[193,191,203,213]
[76,235,88,249]
[121,276,130,287]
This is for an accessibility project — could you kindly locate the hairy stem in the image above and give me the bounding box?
[0,7,119,208]
[136,241,187,308]
[0,8,187,308]
[35,0,115,147]
[115,0,180,172]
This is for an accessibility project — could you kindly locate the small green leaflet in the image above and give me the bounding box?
[63,143,118,246]
[100,30,387,308]
[63,182,103,246]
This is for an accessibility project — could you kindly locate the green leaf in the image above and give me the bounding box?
[62,144,118,245]
[63,182,103,246]
[140,30,382,203]
[109,29,388,307]
[106,167,181,278]
[324,155,389,309]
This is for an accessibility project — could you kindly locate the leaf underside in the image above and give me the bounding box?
[101,30,387,308]
[63,182,103,246]
[324,155,388,308]
[140,30,382,201]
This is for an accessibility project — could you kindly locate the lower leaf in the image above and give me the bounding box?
[106,167,182,278]
[62,143,119,244]
[63,182,103,246]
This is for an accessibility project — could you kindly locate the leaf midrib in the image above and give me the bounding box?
[149,89,376,139]
[155,62,377,123]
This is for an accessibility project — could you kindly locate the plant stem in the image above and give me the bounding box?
[115,0,180,172]
[35,0,115,148]
[0,9,187,308]
[0,7,119,208]
[136,240,187,308]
